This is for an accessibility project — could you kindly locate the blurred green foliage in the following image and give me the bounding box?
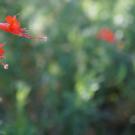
[0,0,135,135]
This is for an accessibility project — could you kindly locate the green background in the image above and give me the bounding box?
[0,0,135,134]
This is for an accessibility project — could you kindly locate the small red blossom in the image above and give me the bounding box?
[0,44,5,59]
[0,16,47,40]
[0,43,8,69]
[97,28,116,43]
[0,48,5,57]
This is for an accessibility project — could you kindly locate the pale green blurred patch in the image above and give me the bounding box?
[16,81,31,112]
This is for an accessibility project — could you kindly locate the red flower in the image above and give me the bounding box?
[97,28,116,43]
[0,43,8,69]
[0,16,47,40]
[0,15,48,70]
[0,43,5,59]
[0,48,5,56]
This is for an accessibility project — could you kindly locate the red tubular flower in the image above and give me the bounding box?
[0,48,5,57]
[97,27,116,43]
[0,15,48,70]
[0,43,8,69]
[0,16,47,40]
[0,44,5,59]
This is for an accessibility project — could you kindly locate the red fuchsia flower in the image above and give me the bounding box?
[0,43,8,69]
[0,15,47,40]
[97,27,116,43]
